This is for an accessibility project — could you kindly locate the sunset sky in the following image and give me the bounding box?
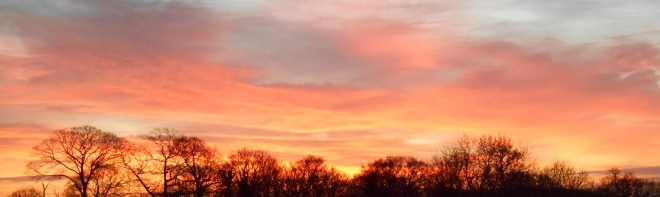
[1,0,660,193]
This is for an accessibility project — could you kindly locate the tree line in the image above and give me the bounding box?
[8,125,660,197]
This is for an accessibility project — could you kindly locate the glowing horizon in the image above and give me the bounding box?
[1,0,660,194]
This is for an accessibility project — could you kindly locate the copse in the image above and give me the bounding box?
[22,126,660,197]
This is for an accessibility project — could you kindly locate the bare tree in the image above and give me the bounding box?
[353,156,427,197]
[473,135,533,193]
[539,160,591,190]
[27,126,127,197]
[282,155,349,197]
[222,148,282,197]
[434,135,477,190]
[7,187,42,197]
[425,136,479,196]
[122,128,184,197]
[428,135,535,196]
[172,136,223,197]
[122,129,224,197]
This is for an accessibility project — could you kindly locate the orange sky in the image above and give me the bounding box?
[1,0,660,194]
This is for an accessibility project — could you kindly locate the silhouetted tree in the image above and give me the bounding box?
[222,148,282,197]
[539,161,590,189]
[27,126,128,197]
[171,136,223,197]
[7,187,41,197]
[122,128,185,197]
[598,168,660,197]
[282,155,349,197]
[473,135,534,195]
[425,135,478,196]
[535,160,593,197]
[353,156,427,197]
[426,135,535,197]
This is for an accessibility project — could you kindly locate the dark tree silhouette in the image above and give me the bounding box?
[598,168,660,197]
[222,148,282,197]
[473,135,533,194]
[426,135,535,197]
[538,160,591,189]
[282,155,349,197]
[26,126,127,197]
[352,156,427,197]
[122,128,185,197]
[427,135,477,194]
[535,160,593,197]
[171,136,223,197]
[7,187,42,197]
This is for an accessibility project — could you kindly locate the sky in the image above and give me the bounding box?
[1,0,660,193]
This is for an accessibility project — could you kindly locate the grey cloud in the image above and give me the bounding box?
[221,17,376,86]
[466,0,660,44]
[0,0,98,17]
